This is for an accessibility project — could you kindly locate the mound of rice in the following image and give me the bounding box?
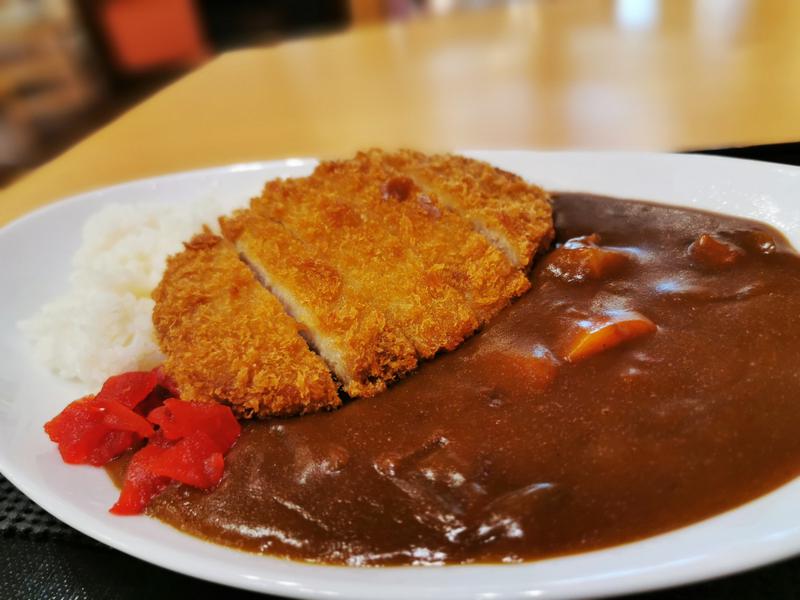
[19,196,246,386]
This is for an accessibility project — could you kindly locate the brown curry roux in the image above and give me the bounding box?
[109,193,800,565]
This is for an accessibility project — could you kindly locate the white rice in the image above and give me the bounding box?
[19,196,246,386]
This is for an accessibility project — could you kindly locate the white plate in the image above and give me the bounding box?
[1,151,799,599]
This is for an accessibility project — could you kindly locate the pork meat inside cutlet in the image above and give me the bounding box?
[152,230,339,418]
[315,152,531,322]
[250,175,478,359]
[373,149,554,269]
[220,210,418,398]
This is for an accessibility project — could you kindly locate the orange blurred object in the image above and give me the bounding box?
[100,0,209,73]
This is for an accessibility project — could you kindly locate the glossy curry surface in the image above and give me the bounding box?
[109,193,800,565]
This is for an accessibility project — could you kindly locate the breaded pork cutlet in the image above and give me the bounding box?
[375,149,553,268]
[152,230,339,418]
[251,175,478,359]
[314,152,531,322]
[220,210,418,398]
[153,150,554,418]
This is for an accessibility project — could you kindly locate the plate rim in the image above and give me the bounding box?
[4,149,800,234]
[2,150,800,599]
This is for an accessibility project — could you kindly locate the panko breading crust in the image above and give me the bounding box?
[152,230,339,418]
[315,152,532,322]
[220,210,418,398]
[375,149,554,268]
[251,172,478,358]
[153,150,554,418]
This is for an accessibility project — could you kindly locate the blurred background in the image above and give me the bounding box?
[1,0,502,187]
[1,0,798,189]
[0,0,359,185]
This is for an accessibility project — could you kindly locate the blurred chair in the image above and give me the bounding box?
[98,0,209,73]
[0,0,98,169]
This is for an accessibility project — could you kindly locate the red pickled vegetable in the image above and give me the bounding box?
[110,442,171,515]
[152,365,180,398]
[96,370,158,408]
[148,399,240,452]
[88,431,138,466]
[46,368,241,515]
[45,397,104,464]
[132,388,169,418]
[149,431,225,489]
[44,397,141,466]
[93,399,154,438]
[45,372,158,466]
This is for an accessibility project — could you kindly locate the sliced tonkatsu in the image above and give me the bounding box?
[313,152,532,321]
[152,230,339,418]
[374,149,553,268]
[220,210,418,398]
[153,150,555,418]
[250,173,479,359]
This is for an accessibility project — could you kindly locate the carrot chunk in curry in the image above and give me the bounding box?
[476,348,559,394]
[542,234,630,282]
[689,233,744,268]
[564,309,657,363]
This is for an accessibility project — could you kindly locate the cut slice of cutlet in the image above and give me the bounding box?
[374,149,554,268]
[315,152,532,322]
[152,230,339,418]
[250,175,478,359]
[220,210,418,398]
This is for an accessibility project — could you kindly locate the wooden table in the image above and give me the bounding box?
[2,0,799,225]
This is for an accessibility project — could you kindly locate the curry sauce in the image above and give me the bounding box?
[108,193,800,565]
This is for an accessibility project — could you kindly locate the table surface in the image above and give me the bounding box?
[2,142,800,598]
[2,0,800,225]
